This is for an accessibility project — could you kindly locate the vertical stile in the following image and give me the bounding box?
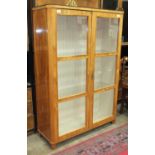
[86,12,92,128]
[88,12,96,128]
[113,15,124,119]
[47,8,59,144]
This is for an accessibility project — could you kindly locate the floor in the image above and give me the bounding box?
[27,113,128,155]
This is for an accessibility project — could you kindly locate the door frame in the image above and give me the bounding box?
[90,12,123,128]
[50,8,93,141]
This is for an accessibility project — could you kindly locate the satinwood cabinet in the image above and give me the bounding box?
[33,5,123,148]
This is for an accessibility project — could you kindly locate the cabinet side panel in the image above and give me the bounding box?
[33,9,51,141]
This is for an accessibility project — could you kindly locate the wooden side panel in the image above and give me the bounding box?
[33,9,51,141]
[35,0,101,9]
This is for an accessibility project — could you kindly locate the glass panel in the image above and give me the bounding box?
[96,18,119,53]
[94,56,116,89]
[93,90,114,123]
[58,59,86,98]
[58,97,85,136]
[57,15,88,56]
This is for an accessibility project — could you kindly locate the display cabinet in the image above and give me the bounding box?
[33,5,123,148]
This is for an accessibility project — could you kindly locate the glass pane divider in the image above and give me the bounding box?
[95,52,117,57]
[94,85,116,94]
[58,55,88,61]
[58,92,87,103]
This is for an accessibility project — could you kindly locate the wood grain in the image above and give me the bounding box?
[94,85,115,94]
[33,5,124,148]
[47,8,59,144]
[33,8,51,141]
[117,0,123,10]
[95,52,117,57]
[33,5,123,15]
[58,55,88,61]
[58,92,87,103]
[85,12,92,129]
[35,0,101,9]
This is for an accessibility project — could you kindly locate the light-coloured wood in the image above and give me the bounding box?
[87,12,96,129]
[27,114,34,130]
[122,42,128,46]
[33,5,123,15]
[95,12,122,18]
[94,85,115,94]
[113,15,124,120]
[27,102,33,114]
[35,0,101,9]
[33,5,124,148]
[58,127,87,142]
[117,0,123,11]
[100,0,103,8]
[58,92,87,103]
[56,9,91,16]
[47,8,59,144]
[95,52,117,57]
[58,55,88,61]
[86,12,92,129]
[92,116,114,128]
[27,88,34,120]
[27,87,32,101]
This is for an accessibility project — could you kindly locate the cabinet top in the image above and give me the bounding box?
[32,5,123,14]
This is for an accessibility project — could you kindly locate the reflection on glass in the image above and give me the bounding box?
[96,18,119,53]
[58,97,85,136]
[93,90,114,123]
[57,15,88,56]
[94,56,116,89]
[58,59,86,98]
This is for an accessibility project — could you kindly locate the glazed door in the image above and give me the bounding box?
[91,12,123,126]
[56,9,92,137]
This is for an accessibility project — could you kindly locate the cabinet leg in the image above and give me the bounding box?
[51,144,57,149]
[112,119,116,124]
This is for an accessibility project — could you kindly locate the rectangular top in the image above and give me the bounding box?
[32,5,124,14]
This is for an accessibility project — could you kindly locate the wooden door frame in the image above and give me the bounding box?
[91,12,124,127]
[48,8,93,142]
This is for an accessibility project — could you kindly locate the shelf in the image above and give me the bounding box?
[122,42,128,46]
